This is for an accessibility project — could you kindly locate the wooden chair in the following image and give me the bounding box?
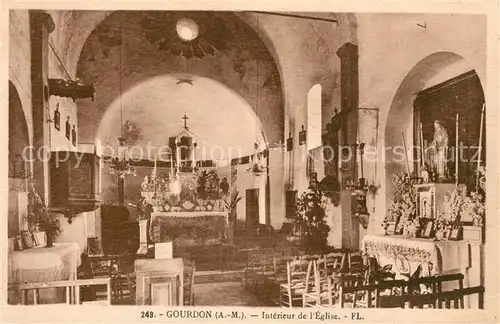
[324,251,346,276]
[243,253,274,294]
[183,260,196,306]
[340,279,407,308]
[9,278,112,305]
[279,259,313,308]
[346,251,366,279]
[302,260,333,307]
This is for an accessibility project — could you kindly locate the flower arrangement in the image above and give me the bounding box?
[433,212,450,240]
[385,172,418,237]
[462,191,485,226]
[402,218,419,238]
[443,185,467,223]
[443,167,486,227]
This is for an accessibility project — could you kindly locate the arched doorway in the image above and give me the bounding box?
[8,81,30,237]
[384,52,485,202]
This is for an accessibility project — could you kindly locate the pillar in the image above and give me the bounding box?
[336,42,360,251]
[30,10,54,204]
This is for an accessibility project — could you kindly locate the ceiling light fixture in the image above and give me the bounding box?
[176,18,199,41]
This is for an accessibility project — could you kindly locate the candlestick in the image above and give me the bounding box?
[476,103,485,190]
[401,131,410,174]
[455,114,459,186]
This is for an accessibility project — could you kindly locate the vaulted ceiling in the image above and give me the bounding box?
[75,11,283,155]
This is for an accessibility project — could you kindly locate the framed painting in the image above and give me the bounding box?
[419,218,434,238]
[20,230,34,249]
[15,235,24,251]
[448,225,463,241]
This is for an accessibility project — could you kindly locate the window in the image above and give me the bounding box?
[307,84,322,150]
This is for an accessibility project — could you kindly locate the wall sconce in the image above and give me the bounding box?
[65,117,71,139]
[286,132,293,152]
[54,103,60,131]
[72,125,77,146]
[299,125,306,145]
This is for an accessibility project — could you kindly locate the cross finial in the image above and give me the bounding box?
[182,114,189,129]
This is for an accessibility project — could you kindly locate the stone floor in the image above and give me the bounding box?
[193,281,269,306]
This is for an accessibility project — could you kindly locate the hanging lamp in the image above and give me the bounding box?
[247,13,268,176]
[109,11,136,179]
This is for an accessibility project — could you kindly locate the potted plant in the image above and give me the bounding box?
[37,205,62,247]
[26,176,61,247]
[287,185,330,253]
[224,190,243,243]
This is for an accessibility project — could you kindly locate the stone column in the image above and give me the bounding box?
[336,42,360,251]
[29,11,54,203]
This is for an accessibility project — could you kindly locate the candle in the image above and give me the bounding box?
[477,103,485,170]
[170,154,174,177]
[420,122,425,167]
[455,114,459,185]
[401,131,410,174]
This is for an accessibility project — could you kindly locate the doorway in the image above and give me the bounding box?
[245,189,259,227]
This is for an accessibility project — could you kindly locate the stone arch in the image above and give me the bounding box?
[8,81,30,237]
[384,51,484,201]
[9,81,30,180]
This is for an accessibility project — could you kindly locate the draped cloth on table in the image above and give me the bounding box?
[149,212,228,246]
[8,242,82,283]
[361,234,469,280]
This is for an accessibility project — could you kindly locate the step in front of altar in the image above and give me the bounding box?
[173,244,238,271]
[194,270,244,284]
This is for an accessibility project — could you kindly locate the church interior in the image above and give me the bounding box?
[7,10,491,308]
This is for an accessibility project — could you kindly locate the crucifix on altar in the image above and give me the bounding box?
[175,114,198,173]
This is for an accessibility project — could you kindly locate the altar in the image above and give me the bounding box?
[150,211,228,246]
[361,234,470,279]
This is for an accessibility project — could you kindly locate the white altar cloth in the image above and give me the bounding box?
[361,234,470,279]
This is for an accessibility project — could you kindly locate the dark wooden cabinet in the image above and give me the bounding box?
[50,150,100,221]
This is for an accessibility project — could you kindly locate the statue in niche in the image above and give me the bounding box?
[426,120,449,182]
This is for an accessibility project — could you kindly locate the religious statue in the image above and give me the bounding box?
[426,120,449,181]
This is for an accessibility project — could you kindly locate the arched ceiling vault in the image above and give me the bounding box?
[73,11,284,148]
